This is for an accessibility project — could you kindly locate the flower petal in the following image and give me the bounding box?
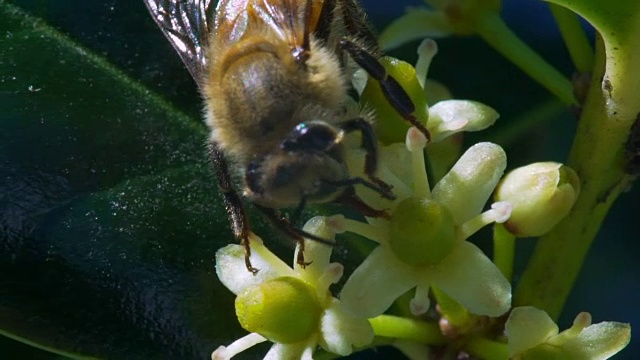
[264,341,312,360]
[215,237,296,295]
[561,321,631,359]
[380,143,418,196]
[211,333,267,360]
[431,242,511,316]
[319,298,375,355]
[432,142,506,224]
[295,216,337,281]
[379,8,453,50]
[346,144,414,207]
[429,100,499,141]
[339,246,417,318]
[505,306,559,357]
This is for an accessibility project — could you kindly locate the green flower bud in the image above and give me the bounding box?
[235,277,322,344]
[360,57,429,144]
[389,197,457,266]
[495,162,580,237]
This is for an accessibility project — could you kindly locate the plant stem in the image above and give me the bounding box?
[492,224,515,282]
[548,3,594,73]
[475,11,576,106]
[465,336,509,360]
[432,287,471,328]
[369,315,446,344]
[514,35,639,319]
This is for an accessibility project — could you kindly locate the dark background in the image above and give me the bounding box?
[1,0,637,358]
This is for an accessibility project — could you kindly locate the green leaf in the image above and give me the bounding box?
[0,2,272,358]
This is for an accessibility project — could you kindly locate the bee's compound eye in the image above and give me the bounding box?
[281,121,341,152]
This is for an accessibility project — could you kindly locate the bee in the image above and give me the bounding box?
[143,0,429,272]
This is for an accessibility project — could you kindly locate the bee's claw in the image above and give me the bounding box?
[370,176,396,200]
[242,236,260,275]
[295,239,313,268]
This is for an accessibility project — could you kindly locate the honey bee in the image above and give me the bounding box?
[143,0,429,272]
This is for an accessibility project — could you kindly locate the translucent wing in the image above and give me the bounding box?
[215,0,326,61]
[143,0,215,86]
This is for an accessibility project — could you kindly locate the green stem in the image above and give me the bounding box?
[369,315,446,344]
[465,336,509,360]
[514,34,640,319]
[492,223,515,282]
[548,4,594,73]
[431,287,471,328]
[475,11,576,106]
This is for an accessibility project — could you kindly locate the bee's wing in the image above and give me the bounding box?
[215,0,326,58]
[143,0,215,87]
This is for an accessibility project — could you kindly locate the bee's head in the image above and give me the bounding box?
[243,121,349,209]
[280,121,345,154]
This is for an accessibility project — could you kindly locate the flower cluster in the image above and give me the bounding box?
[213,217,373,359]
[211,37,630,359]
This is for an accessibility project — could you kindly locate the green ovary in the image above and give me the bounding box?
[235,276,323,344]
[389,197,457,266]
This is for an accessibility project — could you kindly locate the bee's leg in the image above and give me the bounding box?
[290,197,308,227]
[334,186,391,219]
[339,117,394,198]
[326,175,395,201]
[340,39,431,141]
[254,205,335,268]
[341,0,381,54]
[208,142,258,274]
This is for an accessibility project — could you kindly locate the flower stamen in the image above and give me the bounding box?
[416,39,439,89]
[407,127,431,198]
[459,201,512,239]
[410,284,432,316]
[212,333,267,360]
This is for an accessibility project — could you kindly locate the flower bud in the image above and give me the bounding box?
[495,162,579,237]
[235,276,322,344]
[360,57,429,144]
[389,197,456,266]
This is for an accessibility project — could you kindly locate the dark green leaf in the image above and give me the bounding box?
[0,2,269,358]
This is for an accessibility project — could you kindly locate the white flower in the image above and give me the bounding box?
[505,306,631,359]
[339,128,512,319]
[212,216,373,359]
